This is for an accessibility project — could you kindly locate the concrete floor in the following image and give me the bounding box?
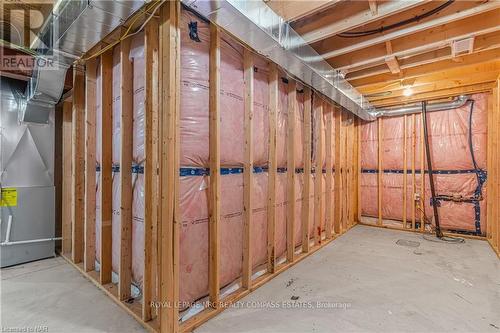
[1,225,499,332]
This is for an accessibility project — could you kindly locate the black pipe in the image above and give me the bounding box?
[422,101,443,238]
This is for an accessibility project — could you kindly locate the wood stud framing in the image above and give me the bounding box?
[208,24,221,305]
[243,48,254,289]
[59,2,457,333]
[267,64,278,272]
[286,80,297,263]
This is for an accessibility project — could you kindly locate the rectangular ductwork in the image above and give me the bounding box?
[20,0,147,123]
[181,0,376,120]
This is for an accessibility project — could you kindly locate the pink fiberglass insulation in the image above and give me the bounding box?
[95,33,147,289]
[179,10,270,167]
[360,93,488,234]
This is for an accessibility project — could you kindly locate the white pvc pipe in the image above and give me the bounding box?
[1,236,62,246]
[5,215,12,243]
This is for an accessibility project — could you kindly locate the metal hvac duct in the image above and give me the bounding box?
[372,95,470,118]
[181,0,376,121]
[19,0,147,123]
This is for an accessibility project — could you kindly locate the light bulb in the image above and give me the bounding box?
[403,87,413,97]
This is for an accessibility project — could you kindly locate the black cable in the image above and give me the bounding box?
[338,0,455,38]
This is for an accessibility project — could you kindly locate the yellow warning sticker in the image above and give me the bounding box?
[1,188,17,207]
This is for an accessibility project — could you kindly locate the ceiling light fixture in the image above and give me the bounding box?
[403,87,413,97]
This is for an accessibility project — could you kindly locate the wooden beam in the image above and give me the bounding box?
[314,99,324,245]
[325,103,333,239]
[377,117,382,226]
[267,63,278,272]
[372,82,496,107]
[71,64,85,264]
[296,0,426,44]
[158,1,180,331]
[353,51,500,91]
[301,88,312,253]
[242,48,253,289]
[335,9,500,72]
[143,17,159,321]
[84,59,97,272]
[287,79,297,262]
[99,50,113,285]
[333,107,341,234]
[357,60,500,95]
[385,56,400,75]
[62,101,73,255]
[119,38,133,301]
[322,2,500,59]
[267,0,340,22]
[209,23,221,305]
[368,0,378,16]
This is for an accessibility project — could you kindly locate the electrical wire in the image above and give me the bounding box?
[81,0,164,61]
[337,0,455,38]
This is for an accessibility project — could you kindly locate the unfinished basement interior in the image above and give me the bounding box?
[1,0,499,332]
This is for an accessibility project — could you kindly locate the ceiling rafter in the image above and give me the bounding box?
[320,1,500,60]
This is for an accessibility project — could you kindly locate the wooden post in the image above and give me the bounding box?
[99,50,113,285]
[243,49,254,289]
[119,39,133,301]
[403,114,408,229]
[420,112,425,230]
[71,64,85,263]
[347,114,355,227]
[325,104,333,239]
[158,1,180,331]
[377,117,383,226]
[287,80,296,262]
[341,111,348,231]
[143,18,159,321]
[333,107,341,234]
[302,88,312,252]
[267,64,278,272]
[314,100,324,245]
[209,24,221,304]
[84,59,97,272]
[62,101,73,255]
[412,114,416,229]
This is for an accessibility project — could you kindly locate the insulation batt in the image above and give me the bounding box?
[95,33,146,289]
[360,93,488,233]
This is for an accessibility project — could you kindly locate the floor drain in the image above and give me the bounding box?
[396,239,420,247]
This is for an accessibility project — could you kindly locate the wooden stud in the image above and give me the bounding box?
[158,1,181,331]
[412,114,416,229]
[119,39,133,301]
[99,50,113,285]
[84,59,97,272]
[71,64,85,263]
[243,49,254,289]
[333,107,342,234]
[325,104,333,238]
[267,64,278,272]
[341,110,348,231]
[403,114,408,229]
[420,112,425,230]
[377,117,383,226]
[347,114,355,227]
[356,118,362,223]
[302,89,312,251]
[314,100,324,245]
[209,24,221,304]
[287,80,297,262]
[143,17,159,321]
[62,101,73,255]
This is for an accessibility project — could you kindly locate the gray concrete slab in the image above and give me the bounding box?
[1,256,145,332]
[196,225,500,333]
[1,225,498,332]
